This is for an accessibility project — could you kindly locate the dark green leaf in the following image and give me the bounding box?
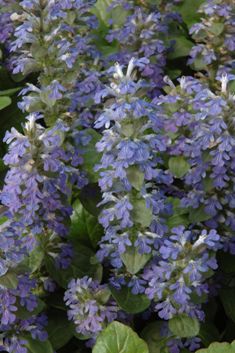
[189,205,211,223]
[79,183,102,217]
[217,251,235,273]
[70,199,103,248]
[81,129,101,183]
[220,288,235,323]
[199,322,220,347]
[141,322,167,353]
[23,337,54,353]
[47,312,74,350]
[93,321,149,353]
[173,0,205,27]
[169,314,200,338]
[168,36,193,59]
[45,243,102,288]
[17,298,46,320]
[110,286,150,314]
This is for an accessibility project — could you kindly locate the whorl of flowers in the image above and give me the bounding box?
[0,1,16,47]
[142,226,220,320]
[94,58,172,292]
[64,276,118,337]
[1,115,75,238]
[10,0,97,126]
[156,74,235,251]
[188,0,235,80]
[105,1,168,97]
[0,275,48,353]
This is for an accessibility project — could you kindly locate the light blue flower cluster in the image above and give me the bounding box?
[95,59,172,292]
[188,0,235,79]
[0,275,48,352]
[143,226,220,320]
[156,74,235,252]
[106,0,169,96]
[10,0,97,126]
[64,276,118,337]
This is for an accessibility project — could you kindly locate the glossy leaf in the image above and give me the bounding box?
[110,286,150,314]
[93,321,149,353]
[196,340,235,353]
[169,314,200,338]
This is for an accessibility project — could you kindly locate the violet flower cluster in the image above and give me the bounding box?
[143,226,220,320]
[1,115,75,243]
[10,0,97,126]
[188,0,235,80]
[0,275,48,353]
[64,276,118,337]
[95,58,172,293]
[0,1,16,47]
[105,0,169,97]
[156,74,235,251]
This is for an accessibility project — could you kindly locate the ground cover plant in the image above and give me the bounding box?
[0,0,235,352]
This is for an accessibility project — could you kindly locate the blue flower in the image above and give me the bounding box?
[64,277,118,337]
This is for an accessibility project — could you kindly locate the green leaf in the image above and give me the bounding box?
[81,129,101,183]
[93,0,128,26]
[47,312,74,350]
[189,205,211,223]
[23,337,54,353]
[220,288,235,323]
[92,321,149,353]
[132,199,152,228]
[0,96,11,110]
[17,298,46,320]
[121,247,151,275]
[167,197,188,216]
[196,340,235,353]
[168,156,190,178]
[79,183,102,217]
[208,23,224,36]
[92,0,112,23]
[141,322,167,353]
[199,322,220,347]
[169,314,200,338]
[70,199,103,248]
[166,198,190,229]
[28,246,44,272]
[173,0,205,27]
[0,87,21,96]
[166,213,190,229]
[45,243,102,288]
[168,36,193,59]
[0,271,18,289]
[110,286,150,314]
[127,166,144,191]
[191,57,208,71]
[217,251,235,273]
